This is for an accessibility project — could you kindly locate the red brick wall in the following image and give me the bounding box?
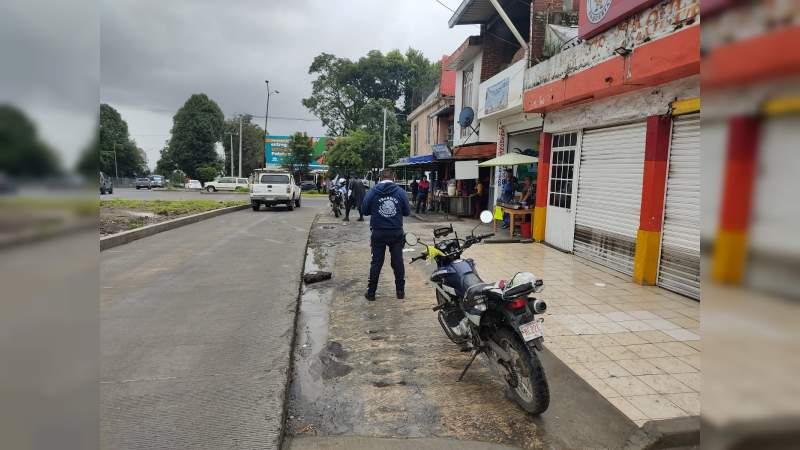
[480,26,519,82]
[530,0,565,61]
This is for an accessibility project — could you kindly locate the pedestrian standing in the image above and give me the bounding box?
[362,169,411,301]
[410,178,419,208]
[345,176,366,221]
[416,175,430,214]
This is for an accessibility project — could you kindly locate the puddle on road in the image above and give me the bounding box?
[292,245,336,404]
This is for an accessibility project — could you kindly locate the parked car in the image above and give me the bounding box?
[204,177,249,192]
[149,175,165,188]
[135,177,152,190]
[184,179,202,190]
[99,171,113,195]
[250,170,301,211]
[300,180,317,191]
[1,172,18,195]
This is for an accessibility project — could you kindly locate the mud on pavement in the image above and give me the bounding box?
[288,215,546,449]
[287,215,644,450]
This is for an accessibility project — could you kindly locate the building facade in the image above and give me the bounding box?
[444,0,701,300]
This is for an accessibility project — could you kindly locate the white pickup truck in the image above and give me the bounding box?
[250,170,301,211]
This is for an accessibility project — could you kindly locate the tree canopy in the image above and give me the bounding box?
[164,94,225,179]
[282,132,313,181]
[94,104,148,178]
[302,48,439,169]
[0,104,61,177]
[222,114,265,177]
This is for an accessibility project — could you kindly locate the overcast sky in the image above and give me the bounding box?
[100,0,478,169]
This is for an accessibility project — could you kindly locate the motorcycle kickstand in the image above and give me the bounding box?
[457,347,484,382]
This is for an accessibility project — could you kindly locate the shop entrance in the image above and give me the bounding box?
[545,132,580,251]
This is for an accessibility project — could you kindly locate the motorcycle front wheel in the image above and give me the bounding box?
[492,327,550,415]
[332,205,340,217]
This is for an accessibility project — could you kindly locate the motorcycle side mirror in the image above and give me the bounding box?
[404,232,419,246]
[479,210,493,224]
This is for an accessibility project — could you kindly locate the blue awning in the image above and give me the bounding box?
[408,155,434,164]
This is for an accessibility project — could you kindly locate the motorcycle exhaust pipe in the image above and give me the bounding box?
[532,299,547,314]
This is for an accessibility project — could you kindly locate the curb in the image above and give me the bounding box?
[623,416,700,450]
[99,204,249,251]
[278,213,318,450]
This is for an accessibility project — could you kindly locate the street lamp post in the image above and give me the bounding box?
[264,80,279,164]
[238,117,243,177]
[382,108,387,170]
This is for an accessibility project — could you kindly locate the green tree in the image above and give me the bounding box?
[154,143,176,176]
[326,134,364,176]
[282,132,313,181]
[222,114,265,177]
[76,133,99,178]
[0,104,61,177]
[98,104,148,177]
[195,166,218,184]
[302,48,439,137]
[166,94,224,179]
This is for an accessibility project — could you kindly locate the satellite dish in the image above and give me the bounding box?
[458,107,475,128]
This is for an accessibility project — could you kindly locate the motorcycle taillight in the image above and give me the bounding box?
[506,298,527,310]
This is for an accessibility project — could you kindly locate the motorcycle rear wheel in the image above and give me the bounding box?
[492,327,550,415]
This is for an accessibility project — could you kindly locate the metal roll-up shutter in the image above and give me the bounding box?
[658,113,700,299]
[575,122,646,275]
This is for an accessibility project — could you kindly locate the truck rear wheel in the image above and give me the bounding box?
[287,200,294,211]
[251,202,260,211]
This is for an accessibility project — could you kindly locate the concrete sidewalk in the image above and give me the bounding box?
[406,220,700,427]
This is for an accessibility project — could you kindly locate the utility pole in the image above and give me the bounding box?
[112,143,119,179]
[225,131,236,176]
[382,108,387,170]
[238,117,243,177]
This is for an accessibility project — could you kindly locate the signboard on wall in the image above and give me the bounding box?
[264,135,334,170]
[485,78,509,114]
[579,0,661,39]
[455,160,479,180]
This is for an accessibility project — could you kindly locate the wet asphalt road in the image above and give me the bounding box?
[100,197,326,449]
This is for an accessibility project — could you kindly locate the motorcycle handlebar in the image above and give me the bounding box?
[410,253,426,263]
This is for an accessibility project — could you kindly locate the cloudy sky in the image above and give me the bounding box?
[100,0,478,169]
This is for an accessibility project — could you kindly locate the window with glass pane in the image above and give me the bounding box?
[548,132,578,209]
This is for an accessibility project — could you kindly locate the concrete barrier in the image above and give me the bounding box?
[100,204,249,251]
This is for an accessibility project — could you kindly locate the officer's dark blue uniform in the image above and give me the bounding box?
[362,172,411,301]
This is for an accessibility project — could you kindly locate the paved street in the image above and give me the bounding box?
[100,197,325,449]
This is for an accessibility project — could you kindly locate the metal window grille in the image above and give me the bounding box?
[548,132,578,209]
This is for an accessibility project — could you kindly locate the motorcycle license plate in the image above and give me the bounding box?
[519,319,544,342]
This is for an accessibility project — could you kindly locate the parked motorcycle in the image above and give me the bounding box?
[406,210,550,415]
[328,185,344,218]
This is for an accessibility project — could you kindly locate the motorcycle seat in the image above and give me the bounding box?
[465,282,493,304]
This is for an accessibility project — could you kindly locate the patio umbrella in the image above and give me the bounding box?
[477,152,538,167]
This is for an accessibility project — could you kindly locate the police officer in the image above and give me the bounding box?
[361,169,411,301]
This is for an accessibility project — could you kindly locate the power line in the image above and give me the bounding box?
[434,0,455,12]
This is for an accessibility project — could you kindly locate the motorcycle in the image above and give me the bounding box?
[329,185,344,218]
[405,210,550,415]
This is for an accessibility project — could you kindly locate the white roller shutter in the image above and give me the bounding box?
[575,122,646,275]
[747,115,800,297]
[658,113,700,299]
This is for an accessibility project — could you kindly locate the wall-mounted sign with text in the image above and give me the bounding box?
[485,78,509,114]
[579,0,661,39]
